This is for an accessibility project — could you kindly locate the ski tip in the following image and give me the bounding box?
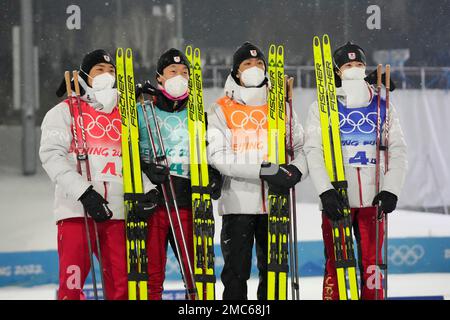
[313,36,320,47]
[125,48,133,58]
[269,44,276,54]
[323,34,330,45]
[277,45,284,56]
[116,47,124,58]
[185,45,193,58]
[194,47,201,59]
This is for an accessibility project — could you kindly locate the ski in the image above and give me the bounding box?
[185,45,216,300]
[313,34,359,300]
[267,44,289,300]
[116,48,149,300]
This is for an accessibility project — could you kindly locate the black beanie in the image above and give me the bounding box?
[79,49,115,83]
[231,42,266,83]
[156,48,190,78]
[56,49,114,97]
[333,41,366,69]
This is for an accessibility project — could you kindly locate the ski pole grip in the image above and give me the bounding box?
[64,71,72,97]
[385,65,391,90]
[376,64,382,89]
[73,70,81,96]
[287,77,294,101]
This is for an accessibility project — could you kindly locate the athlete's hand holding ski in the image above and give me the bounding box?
[319,189,346,221]
[141,162,170,185]
[259,162,302,195]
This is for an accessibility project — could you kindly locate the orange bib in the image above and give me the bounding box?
[217,96,268,157]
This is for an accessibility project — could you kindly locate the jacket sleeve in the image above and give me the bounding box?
[381,103,408,197]
[206,104,261,179]
[39,102,91,201]
[303,101,334,195]
[286,109,308,179]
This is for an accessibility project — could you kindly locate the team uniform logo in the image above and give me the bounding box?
[174,56,181,63]
[250,50,257,57]
[69,99,122,182]
[338,98,386,167]
[348,52,356,60]
[103,55,111,62]
[141,107,190,178]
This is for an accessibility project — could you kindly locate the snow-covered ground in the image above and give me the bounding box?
[1,274,449,300]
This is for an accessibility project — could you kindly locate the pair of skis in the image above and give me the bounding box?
[313,34,359,300]
[64,70,107,300]
[185,45,216,300]
[266,44,300,300]
[116,48,149,300]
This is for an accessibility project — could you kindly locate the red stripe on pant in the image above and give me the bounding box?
[57,217,127,300]
[147,206,194,300]
[321,207,384,300]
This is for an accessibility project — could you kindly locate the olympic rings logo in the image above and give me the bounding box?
[339,111,378,134]
[230,109,267,131]
[388,244,425,266]
[156,115,188,141]
[78,113,121,141]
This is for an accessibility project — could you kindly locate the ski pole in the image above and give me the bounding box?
[383,64,391,300]
[73,71,107,300]
[286,76,300,300]
[65,71,100,300]
[374,64,382,300]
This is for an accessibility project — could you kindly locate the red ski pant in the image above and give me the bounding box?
[322,207,385,300]
[57,217,127,300]
[147,206,194,300]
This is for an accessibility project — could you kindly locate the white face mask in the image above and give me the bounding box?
[240,86,267,106]
[93,88,118,113]
[339,66,371,108]
[161,75,189,98]
[239,66,266,87]
[91,72,116,90]
[341,67,366,80]
[78,72,118,113]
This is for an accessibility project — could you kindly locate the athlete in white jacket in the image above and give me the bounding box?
[40,50,157,300]
[304,42,407,300]
[207,42,308,300]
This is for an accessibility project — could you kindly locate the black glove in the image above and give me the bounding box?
[142,162,170,185]
[129,189,160,221]
[208,166,223,200]
[135,81,158,100]
[79,186,113,223]
[260,162,302,196]
[372,191,398,214]
[365,69,396,92]
[319,189,346,221]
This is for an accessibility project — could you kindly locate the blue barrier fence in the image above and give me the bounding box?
[1,237,449,287]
